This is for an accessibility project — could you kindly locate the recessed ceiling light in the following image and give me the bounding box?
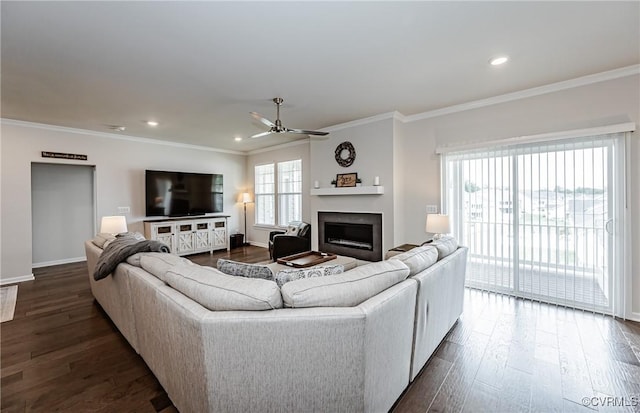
[234,137,243,142]
[489,56,509,66]
[146,121,159,127]
[108,125,126,132]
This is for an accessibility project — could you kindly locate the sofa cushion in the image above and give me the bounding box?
[128,253,193,282]
[164,263,283,311]
[430,236,458,260]
[389,245,438,276]
[281,259,410,308]
[274,264,344,288]
[217,259,274,280]
[92,233,116,249]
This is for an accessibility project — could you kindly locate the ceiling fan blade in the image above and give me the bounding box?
[287,128,329,136]
[250,131,272,139]
[250,112,275,128]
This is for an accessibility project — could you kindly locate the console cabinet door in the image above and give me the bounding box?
[150,223,175,252]
[194,221,211,251]
[177,223,195,253]
[212,220,227,249]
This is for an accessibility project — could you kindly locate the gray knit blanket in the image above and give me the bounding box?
[94,236,170,281]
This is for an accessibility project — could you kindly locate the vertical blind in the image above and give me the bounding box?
[442,133,626,314]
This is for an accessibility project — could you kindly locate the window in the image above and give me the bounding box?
[254,164,275,225]
[442,132,627,315]
[254,159,302,226]
[277,160,302,225]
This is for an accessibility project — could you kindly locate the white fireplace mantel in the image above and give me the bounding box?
[310,186,385,196]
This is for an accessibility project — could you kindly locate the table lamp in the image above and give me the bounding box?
[100,215,128,235]
[425,214,450,240]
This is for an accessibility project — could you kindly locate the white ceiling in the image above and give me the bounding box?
[2,1,639,152]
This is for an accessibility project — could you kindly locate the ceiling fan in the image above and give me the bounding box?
[250,97,329,139]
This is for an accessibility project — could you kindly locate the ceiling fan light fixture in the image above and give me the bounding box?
[489,56,509,66]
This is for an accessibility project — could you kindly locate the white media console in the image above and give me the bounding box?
[143,215,230,256]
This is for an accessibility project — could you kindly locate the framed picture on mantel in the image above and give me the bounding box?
[336,173,358,187]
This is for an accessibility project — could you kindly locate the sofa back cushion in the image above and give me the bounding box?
[129,253,193,283]
[430,236,458,260]
[281,259,410,308]
[164,263,283,311]
[389,245,438,276]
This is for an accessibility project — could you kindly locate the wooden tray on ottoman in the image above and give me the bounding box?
[276,251,337,268]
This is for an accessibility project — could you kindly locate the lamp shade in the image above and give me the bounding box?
[242,192,252,203]
[100,215,128,235]
[425,214,450,235]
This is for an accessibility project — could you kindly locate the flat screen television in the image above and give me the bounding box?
[145,170,223,217]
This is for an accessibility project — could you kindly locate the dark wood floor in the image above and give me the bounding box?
[2,245,639,412]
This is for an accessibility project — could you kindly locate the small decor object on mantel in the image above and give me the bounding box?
[336,173,358,187]
[335,141,356,167]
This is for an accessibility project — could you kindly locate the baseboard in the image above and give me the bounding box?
[249,241,268,249]
[628,312,640,323]
[0,274,35,285]
[32,256,86,268]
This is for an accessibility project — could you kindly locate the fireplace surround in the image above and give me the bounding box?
[318,211,382,261]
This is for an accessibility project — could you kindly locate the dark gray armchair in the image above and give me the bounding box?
[268,221,311,261]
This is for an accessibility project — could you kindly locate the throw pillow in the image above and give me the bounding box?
[274,264,344,288]
[91,233,116,249]
[217,259,274,280]
[284,225,299,236]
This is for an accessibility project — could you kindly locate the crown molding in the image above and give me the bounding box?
[405,64,640,122]
[0,118,246,155]
[321,111,404,132]
[246,138,310,155]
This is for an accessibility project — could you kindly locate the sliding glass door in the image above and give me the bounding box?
[443,134,624,314]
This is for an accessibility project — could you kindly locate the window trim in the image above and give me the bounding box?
[254,159,302,228]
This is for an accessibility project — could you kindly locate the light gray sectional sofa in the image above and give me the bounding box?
[84,238,467,413]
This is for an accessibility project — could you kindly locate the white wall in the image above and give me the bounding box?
[393,117,407,245]
[0,121,246,284]
[245,141,311,247]
[397,74,640,314]
[310,117,396,255]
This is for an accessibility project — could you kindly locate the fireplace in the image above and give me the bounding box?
[318,212,382,261]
